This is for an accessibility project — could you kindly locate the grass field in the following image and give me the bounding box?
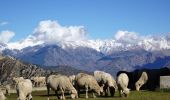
[6,90,170,100]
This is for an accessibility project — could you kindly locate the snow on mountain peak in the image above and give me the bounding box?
[3,31,170,54]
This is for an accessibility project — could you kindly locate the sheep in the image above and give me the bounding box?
[46,74,78,100]
[0,89,6,100]
[117,73,130,97]
[31,76,46,87]
[94,70,117,97]
[69,75,76,86]
[135,71,148,91]
[16,79,33,100]
[75,73,103,98]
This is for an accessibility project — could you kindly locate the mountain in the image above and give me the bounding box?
[96,49,170,76]
[0,55,47,84]
[0,55,88,85]
[1,35,170,75]
[2,44,104,71]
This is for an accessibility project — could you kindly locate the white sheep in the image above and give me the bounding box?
[94,70,117,96]
[31,76,46,87]
[117,73,130,97]
[46,74,78,100]
[16,79,33,100]
[0,89,6,100]
[75,73,103,98]
[135,71,148,91]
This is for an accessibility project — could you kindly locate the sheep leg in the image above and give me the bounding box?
[78,89,80,98]
[92,92,96,98]
[61,89,65,100]
[104,86,108,96]
[118,88,122,97]
[85,85,89,99]
[100,85,104,96]
[110,87,115,97]
[106,86,110,96]
[38,82,40,87]
[55,91,60,99]
[46,84,50,100]
[76,85,80,98]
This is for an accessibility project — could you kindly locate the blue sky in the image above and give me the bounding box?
[0,0,170,42]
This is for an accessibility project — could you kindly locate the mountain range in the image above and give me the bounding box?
[1,35,170,76]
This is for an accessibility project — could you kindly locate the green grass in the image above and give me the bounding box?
[6,90,170,100]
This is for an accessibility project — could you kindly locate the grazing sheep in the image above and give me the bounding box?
[75,73,102,98]
[117,73,130,97]
[31,76,46,87]
[16,79,33,100]
[69,75,76,86]
[94,70,117,96]
[46,75,78,100]
[117,67,170,91]
[0,89,6,100]
[135,72,148,91]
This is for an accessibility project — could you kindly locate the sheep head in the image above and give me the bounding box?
[135,72,148,91]
[70,89,78,99]
[122,88,130,97]
[135,81,144,91]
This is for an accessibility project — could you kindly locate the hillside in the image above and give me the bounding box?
[0,55,88,85]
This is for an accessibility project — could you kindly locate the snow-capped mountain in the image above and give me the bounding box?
[1,33,170,75]
[47,36,170,54]
[2,36,170,54]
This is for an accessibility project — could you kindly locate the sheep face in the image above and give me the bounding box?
[17,96,26,100]
[135,81,144,91]
[71,94,77,99]
[70,89,78,99]
[94,86,103,96]
[123,88,130,97]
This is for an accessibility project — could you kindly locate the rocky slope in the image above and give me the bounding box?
[0,55,88,85]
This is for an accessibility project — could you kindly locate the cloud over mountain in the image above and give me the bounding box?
[115,30,141,44]
[0,30,15,43]
[32,20,87,43]
[7,20,88,49]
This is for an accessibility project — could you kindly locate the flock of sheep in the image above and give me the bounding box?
[0,70,154,100]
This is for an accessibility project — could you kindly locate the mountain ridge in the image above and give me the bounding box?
[1,35,170,75]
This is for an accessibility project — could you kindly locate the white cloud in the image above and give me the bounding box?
[114,30,141,44]
[0,30,15,43]
[32,20,87,44]
[0,21,8,26]
[7,20,87,49]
